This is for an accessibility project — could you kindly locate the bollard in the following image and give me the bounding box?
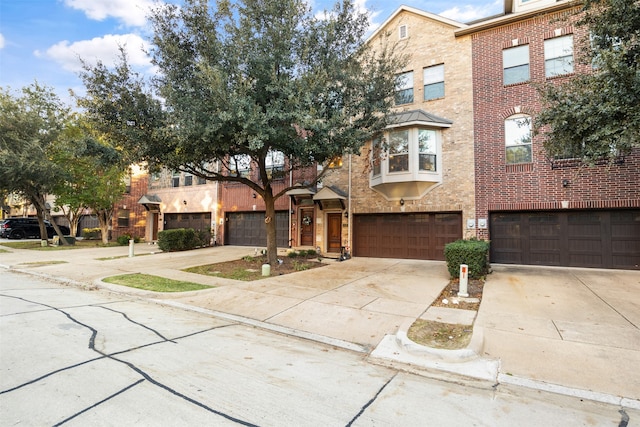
[458,264,469,297]
[261,263,271,277]
[129,239,134,258]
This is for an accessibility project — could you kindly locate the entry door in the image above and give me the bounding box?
[152,212,159,240]
[300,208,314,247]
[327,213,342,253]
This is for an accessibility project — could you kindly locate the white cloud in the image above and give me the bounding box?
[63,0,154,27]
[439,1,502,22]
[37,34,151,73]
[0,33,5,49]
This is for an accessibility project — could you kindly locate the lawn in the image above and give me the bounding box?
[102,273,212,292]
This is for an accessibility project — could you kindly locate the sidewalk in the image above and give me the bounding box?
[1,241,639,409]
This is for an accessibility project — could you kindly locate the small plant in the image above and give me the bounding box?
[292,260,310,271]
[287,251,300,258]
[242,255,255,262]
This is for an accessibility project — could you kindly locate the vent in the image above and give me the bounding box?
[399,24,408,39]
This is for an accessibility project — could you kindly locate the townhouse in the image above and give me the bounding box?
[458,0,640,269]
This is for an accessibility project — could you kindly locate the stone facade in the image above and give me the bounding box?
[320,6,477,255]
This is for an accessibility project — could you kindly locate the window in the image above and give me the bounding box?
[399,25,408,39]
[388,130,409,172]
[371,137,382,176]
[265,150,285,180]
[171,171,180,187]
[505,114,532,164]
[423,65,444,100]
[418,129,437,171]
[503,45,530,85]
[395,71,414,105]
[197,176,207,185]
[184,174,193,186]
[123,173,131,194]
[117,209,130,227]
[545,35,573,77]
[229,154,251,178]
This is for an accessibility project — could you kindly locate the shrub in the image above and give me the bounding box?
[157,228,203,252]
[82,227,101,240]
[287,251,300,258]
[117,234,132,245]
[444,238,490,279]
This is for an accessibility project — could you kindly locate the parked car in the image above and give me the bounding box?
[0,218,71,239]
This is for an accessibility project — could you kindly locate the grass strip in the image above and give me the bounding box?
[102,273,212,292]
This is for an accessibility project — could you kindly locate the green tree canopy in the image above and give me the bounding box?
[79,0,403,264]
[0,83,71,243]
[536,0,640,163]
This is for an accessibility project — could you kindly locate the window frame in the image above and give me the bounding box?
[117,209,130,228]
[544,35,574,78]
[505,114,533,165]
[423,64,445,101]
[503,44,530,85]
[394,71,414,105]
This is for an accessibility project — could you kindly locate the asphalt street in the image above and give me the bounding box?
[1,270,634,426]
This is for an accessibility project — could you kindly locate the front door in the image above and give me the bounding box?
[327,213,342,253]
[300,208,314,247]
[152,212,159,240]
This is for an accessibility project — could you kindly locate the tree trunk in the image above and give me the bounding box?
[97,209,111,244]
[263,187,278,266]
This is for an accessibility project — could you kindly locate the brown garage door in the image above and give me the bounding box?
[490,210,640,269]
[226,211,289,247]
[353,213,462,260]
[164,212,212,243]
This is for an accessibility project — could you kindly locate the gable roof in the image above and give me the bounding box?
[367,5,467,43]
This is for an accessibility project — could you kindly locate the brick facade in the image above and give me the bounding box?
[467,5,640,240]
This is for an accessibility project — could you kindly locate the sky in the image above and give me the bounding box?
[0,0,503,104]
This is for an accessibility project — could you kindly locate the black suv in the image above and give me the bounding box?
[0,218,71,239]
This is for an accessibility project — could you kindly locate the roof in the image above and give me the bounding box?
[387,109,453,129]
[312,186,347,201]
[138,194,162,205]
[367,5,467,43]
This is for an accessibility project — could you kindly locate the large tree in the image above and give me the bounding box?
[79,0,402,265]
[536,0,640,163]
[50,118,127,244]
[0,83,72,244]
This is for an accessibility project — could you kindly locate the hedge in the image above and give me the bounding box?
[157,228,204,252]
[444,238,490,279]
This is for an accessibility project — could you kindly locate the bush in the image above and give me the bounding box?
[82,227,101,240]
[157,228,203,252]
[444,238,490,279]
[117,234,132,245]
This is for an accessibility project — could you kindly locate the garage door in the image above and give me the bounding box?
[226,211,289,247]
[164,212,212,243]
[490,210,640,269]
[353,213,462,260]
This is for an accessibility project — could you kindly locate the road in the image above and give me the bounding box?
[0,270,633,426]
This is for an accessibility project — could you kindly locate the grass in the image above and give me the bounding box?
[0,240,120,250]
[184,264,261,281]
[19,261,68,266]
[102,273,212,292]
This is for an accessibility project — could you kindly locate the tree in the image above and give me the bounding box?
[536,0,640,163]
[50,115,127,243]
[0,83,72,245]
[79,0,403,265]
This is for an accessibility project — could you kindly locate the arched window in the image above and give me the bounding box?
[505,114,532,164]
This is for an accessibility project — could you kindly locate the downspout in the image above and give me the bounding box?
[348,154,352,254]
[289,157,293,248]
[214,160,220,245]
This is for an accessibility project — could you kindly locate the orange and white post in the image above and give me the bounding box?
[458,264,469,298]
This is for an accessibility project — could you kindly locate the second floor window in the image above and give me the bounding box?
[505,114,532,164]
[117,209,130,227]
[184,174,193,186]
[423,65,444,100]
[171,171,180,187]
[389,130,410,172]
[418,129,437,171]
[545,35,574,77]
[503,45,530,85]
[395,71,414,105]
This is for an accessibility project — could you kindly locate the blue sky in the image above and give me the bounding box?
[0,0,503,104]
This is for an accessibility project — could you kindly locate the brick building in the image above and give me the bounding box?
[457,0,640,269]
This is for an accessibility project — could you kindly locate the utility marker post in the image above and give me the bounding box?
[458,264,469,297]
